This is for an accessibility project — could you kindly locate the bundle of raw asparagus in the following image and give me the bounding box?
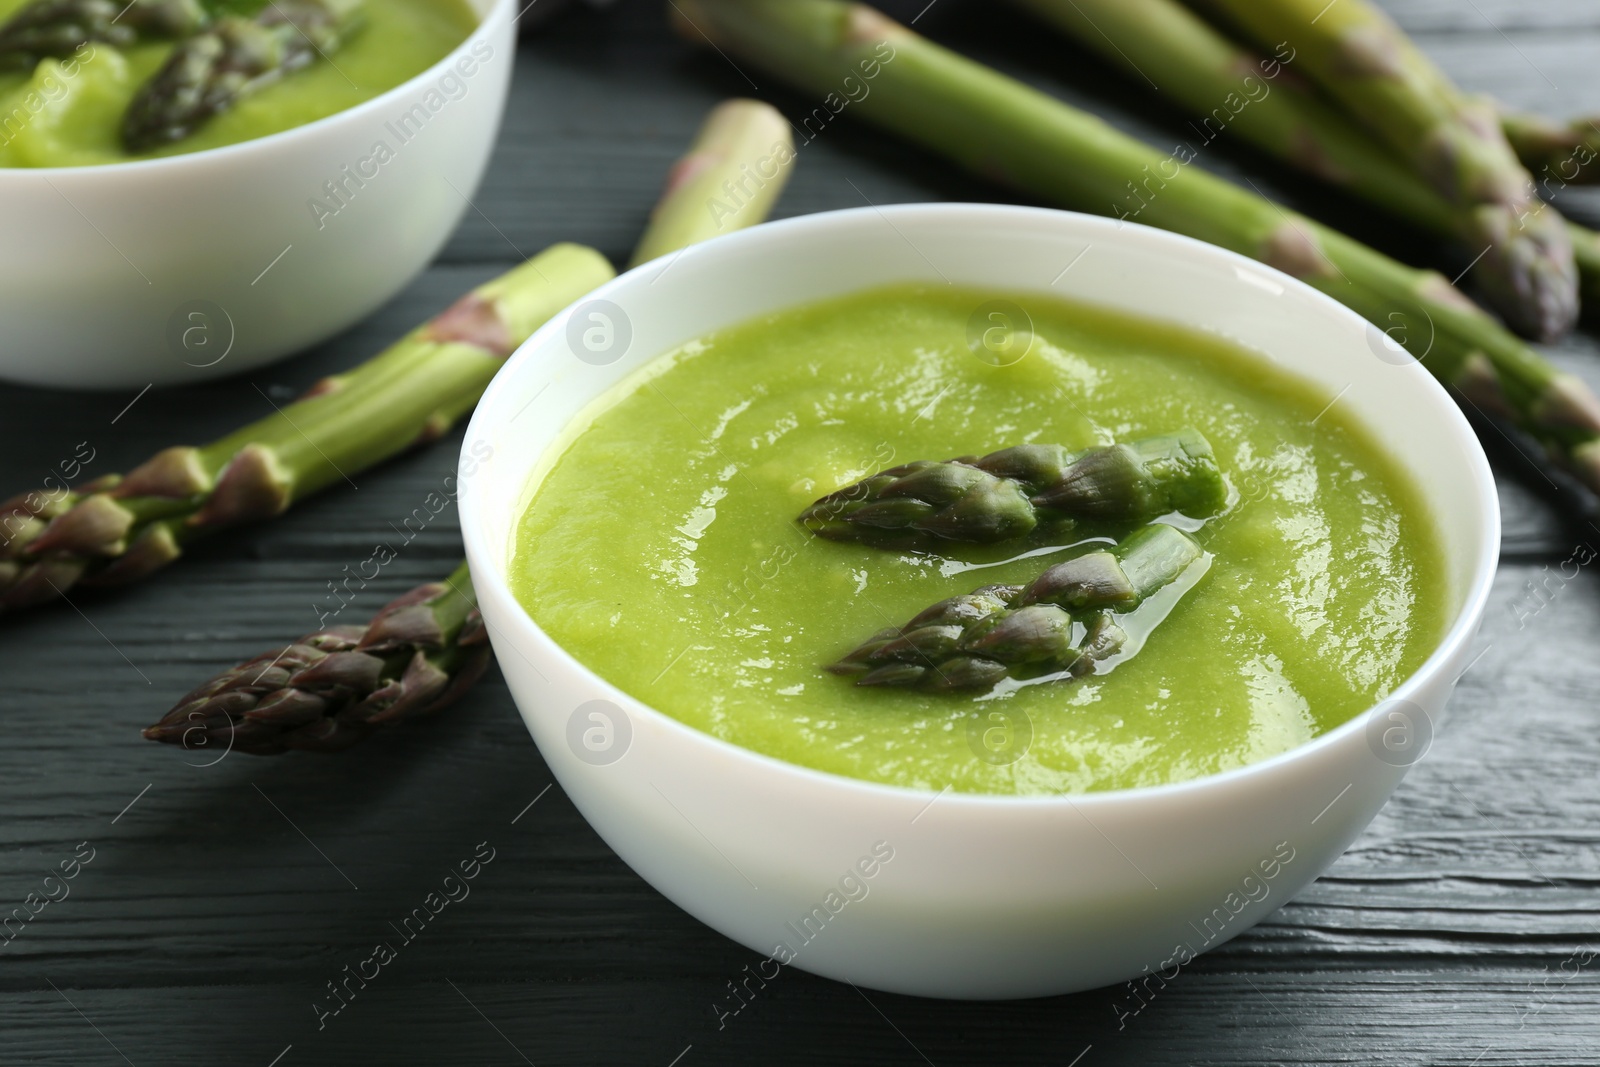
[0,0,367,150]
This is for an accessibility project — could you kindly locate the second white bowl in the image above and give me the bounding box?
[0,0,513,389]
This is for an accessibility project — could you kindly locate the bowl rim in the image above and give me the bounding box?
[461,201,1502,811]
[0,0,513,179]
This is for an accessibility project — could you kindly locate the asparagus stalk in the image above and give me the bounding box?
[1499,107,1600,188]
[143,99,796,754]
[670,0,1600,500]
[0,0,207,70]
[831,524,1203,690]
[800,430,1225,549]
[0,241,611,613]
[1188,0,1575,341]
[1011,0,1600,316]
[121,0,364,152]
[629,97,794,266]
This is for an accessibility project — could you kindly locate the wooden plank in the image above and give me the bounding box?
[1384,0,1600,34]
[0,973,1595,1066]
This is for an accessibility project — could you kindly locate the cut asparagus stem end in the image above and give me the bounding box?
[1113,523,1205,604]
[629,98,796,267]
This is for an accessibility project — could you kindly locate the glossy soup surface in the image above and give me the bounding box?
[511,285,1449,795]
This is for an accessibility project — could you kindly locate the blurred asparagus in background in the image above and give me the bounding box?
[1499,106,1600,187]
[144,98,795,755]
[1180,0,1600,190]
[630,92,793,264]
[670,0,1600,500]
[0,0,207,70]
[1194,0,1577,341]
[122,0,366,151]
[1009,0,1600,315]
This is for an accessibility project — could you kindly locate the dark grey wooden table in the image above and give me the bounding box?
[4,2,1598,1064]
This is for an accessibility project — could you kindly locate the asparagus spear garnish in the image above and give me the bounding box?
[831,524,1203,690]
[0,241,614,613]
[121,0,363,152]
[0,0,207,70]
[1189,0,1575,341]
[670,0,1600,501]
[800,430,1226,549]
[143,99,796,754]
[145,562,487,754]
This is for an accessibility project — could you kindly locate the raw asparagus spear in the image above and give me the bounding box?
[143,99,796,753]
[0,243,613,613]
[0,0,207,70]
[630,96,794,266]
[145,562,486,754]
[800,430,1226,549]
[1012,0,1600,316]
[1193,0,1576,341]
[1498,106,1600,187]
[670,0,1600,501]
[831,524,1203,690]
[121,0,363,152]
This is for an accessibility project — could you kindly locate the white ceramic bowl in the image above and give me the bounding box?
[458,204,1500,999]
[0,0,512,390]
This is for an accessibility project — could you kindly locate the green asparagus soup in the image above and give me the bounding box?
[511,285,1449,795]
[0,0,477,166]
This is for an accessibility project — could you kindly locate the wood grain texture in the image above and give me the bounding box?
[1,1,1599,1064]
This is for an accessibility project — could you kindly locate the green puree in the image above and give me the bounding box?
[512,286,1449,796]
[0,0,477,166]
